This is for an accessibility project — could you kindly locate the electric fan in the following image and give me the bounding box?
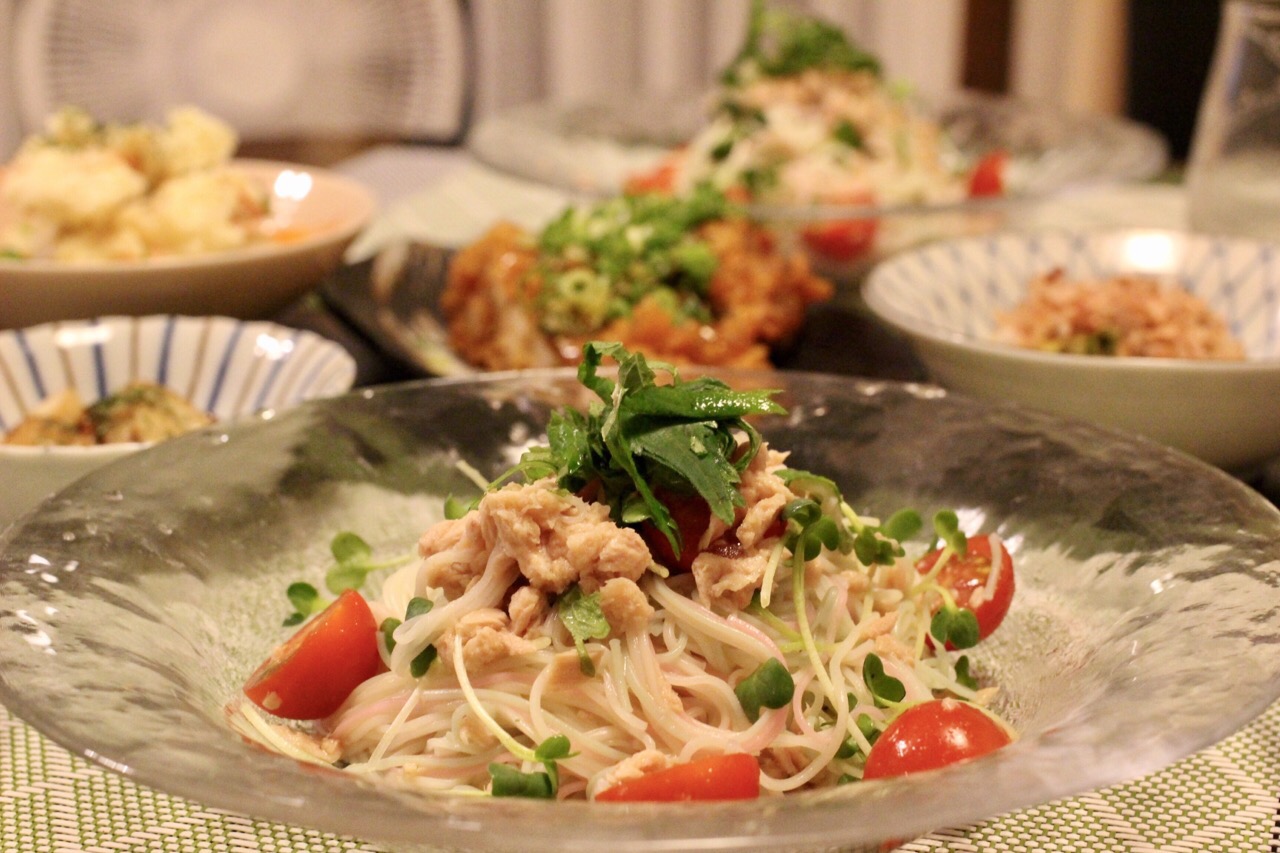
[13,0,471,143]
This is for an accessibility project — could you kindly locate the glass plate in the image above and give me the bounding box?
[1,372,1279,852]
[468,90,1168,202]
[467,90,1170,282]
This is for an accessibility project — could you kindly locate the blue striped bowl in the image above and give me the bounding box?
[864,229,1280,471]
[0,315,356,526]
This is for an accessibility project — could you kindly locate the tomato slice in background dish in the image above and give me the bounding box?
[798,191,880,263]
[967,150,1007,198]
[243,588,382,720]
[862,699,1012,780]
[595,753,761,802]
[800,218,879,262]
[915,534,1015,643]
[624,152,683,195]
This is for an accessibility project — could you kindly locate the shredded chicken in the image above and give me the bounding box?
[438,609,540,673]
[417,515,491,600]
[455,711,500,750]
[734,448,793,548]
[419,480,652,599]
[854,610,898,642]
[593,749,674,797]
[507,586,550,638]
[544,649,596,688]
[691,547,774,611]
[873,633,916,666]
[598,578,654,635]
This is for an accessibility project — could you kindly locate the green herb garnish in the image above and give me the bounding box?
[931,510,967,555]
[558,585,611,676]
[781,497,842,560]
[720,0,881,86]
[862,653,906,707]
[735,657,796,721]
[410,644,438,679]
[930,606,980,650]
[324,531,412,594]
[833,119,864,149]
[489,762,553,798]
[282,581,326,626]
[497,342,783,562]
[954,655,979,691]
[1059,329,1120,356]
[489,735,575,799]
[532,186,737,334]
[378,596,437,676]
[855,712,881,745]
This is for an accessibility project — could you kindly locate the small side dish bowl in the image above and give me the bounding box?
[863,228,1280,471]
[0,314,357,527]
[0,160,377,330]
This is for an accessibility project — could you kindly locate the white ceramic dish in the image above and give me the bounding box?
[0,159,377,330]
[0,314,357,527]
[1,373,1280,851]
[863,228,1280,471]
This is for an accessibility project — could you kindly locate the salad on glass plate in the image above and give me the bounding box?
[467,2,1167,282]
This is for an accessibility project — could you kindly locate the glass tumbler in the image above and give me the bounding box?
[1187,0,1280,239]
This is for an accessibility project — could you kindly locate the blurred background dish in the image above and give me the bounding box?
[322,238,927,382]
[0,159,376,329]
[468,90,1168,203]
[862,228,1280,472]
[2,373,1280,850]
[0,313,356,527]
[466,89,1168,284]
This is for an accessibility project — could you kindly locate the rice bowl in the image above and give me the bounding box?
[863,228,1280,471]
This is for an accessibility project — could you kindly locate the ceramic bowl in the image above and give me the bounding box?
[0,159,377,329]
[0,314,356,527]
[863,228,1280,471]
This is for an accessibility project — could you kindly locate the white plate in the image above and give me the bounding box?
[0,159,377,329]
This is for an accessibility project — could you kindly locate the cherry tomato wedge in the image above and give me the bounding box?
[243,589,382,720]
[862,699,1012,780]
[967,150,1007,198]
[639,489,713,571]
[915,534,1014,644]
[595,753,761,802]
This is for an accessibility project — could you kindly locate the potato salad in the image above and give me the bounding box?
[0,106,270,262]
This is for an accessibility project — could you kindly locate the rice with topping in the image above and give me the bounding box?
[994,269,1246,360]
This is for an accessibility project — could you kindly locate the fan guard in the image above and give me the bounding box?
[14,0,471,142]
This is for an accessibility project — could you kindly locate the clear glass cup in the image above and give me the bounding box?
[1186,0,1280,239]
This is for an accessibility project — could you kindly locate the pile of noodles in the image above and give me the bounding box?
[239,468,998,800]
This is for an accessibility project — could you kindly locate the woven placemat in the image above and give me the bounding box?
[3,699,1276,853]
